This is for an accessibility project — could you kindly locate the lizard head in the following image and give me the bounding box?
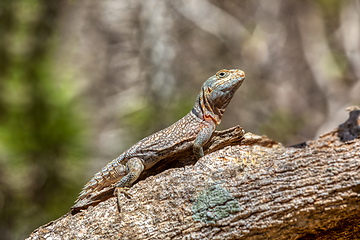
[194,69,245,124]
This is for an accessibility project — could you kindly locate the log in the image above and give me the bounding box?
[27,106,360,240]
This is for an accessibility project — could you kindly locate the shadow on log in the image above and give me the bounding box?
[27,107,360,240]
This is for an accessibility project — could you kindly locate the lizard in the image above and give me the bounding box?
[72,69,245,212]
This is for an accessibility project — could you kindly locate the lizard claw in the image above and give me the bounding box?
[115,187,132,212]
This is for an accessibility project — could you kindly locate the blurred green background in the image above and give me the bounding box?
[0,0,359,239]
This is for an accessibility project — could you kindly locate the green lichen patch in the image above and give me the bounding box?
[191,186,241,224]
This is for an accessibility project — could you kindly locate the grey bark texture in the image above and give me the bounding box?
[27,107,360,240]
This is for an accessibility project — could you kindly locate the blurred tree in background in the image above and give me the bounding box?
[0,1,86,239]
[0,0,359,239]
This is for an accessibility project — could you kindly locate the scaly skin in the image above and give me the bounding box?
[72,69,245,211]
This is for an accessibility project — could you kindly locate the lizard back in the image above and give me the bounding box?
[73,111,207,209]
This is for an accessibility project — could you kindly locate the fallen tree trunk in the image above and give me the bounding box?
[27,107,360,240]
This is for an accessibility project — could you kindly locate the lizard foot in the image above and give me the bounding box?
[115,187,132,212]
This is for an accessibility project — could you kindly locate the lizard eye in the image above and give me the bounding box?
[217,70,229,78]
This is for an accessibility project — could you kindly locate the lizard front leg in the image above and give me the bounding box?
[115,157,144,212]
[193,123,216,158]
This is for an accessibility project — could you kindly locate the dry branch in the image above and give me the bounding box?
[27,107,360,240]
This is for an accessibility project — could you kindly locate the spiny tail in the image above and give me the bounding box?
[72,157,126,210]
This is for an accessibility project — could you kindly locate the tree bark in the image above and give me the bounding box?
[27,107,360,240]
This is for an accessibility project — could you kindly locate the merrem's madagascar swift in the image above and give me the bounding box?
[72,69,245,211]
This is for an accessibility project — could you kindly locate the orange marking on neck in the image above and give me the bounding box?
[204,114,218,124]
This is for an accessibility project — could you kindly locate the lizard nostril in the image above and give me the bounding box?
[236,70,245,79]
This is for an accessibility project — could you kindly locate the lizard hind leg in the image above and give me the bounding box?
[115,157,144,212]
